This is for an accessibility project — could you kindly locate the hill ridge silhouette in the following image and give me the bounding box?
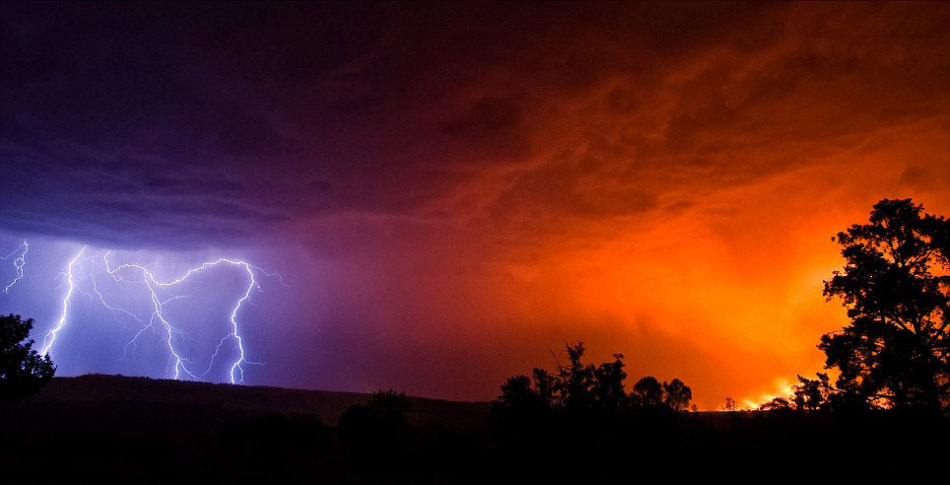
[29,374,490,427]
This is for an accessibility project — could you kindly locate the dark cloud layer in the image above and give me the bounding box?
[3,3,950,407]
[0,2,794,248]
[5,2,948,249]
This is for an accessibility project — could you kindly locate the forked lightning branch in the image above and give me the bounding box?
[1,240,283,384]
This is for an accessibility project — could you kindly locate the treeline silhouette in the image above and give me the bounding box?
[1,198,950,481]
[489,341,693,432]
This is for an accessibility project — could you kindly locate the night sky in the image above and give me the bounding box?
[2,2,950,409]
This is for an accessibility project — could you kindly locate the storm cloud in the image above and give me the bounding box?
[2,3,950,407]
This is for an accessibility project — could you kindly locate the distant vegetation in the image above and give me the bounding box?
[0,314,55,402]
[490,341,693,431]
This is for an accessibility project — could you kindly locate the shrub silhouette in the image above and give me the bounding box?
[0,314,55,402]
[491,341,692,429]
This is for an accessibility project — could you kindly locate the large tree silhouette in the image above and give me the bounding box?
[822,198,950,413]
[0,314,55,402]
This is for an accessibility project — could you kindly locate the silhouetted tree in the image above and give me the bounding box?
[821,198,950,413]
[629,377,692,411]
[491,342,695,429]
[532,367,556,408]
[0,314,55,402]
[592,353,627,411]
[792,373,833,412]
[722,397,738,412]
[495,342,625,417]
[558,341,596,412]
[758,397,792,411]
[491,374,548,427]
[663,378,693,411]
[365,389,412,426]
[631,376,663,408]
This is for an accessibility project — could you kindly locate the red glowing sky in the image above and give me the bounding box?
[2,3,950,408]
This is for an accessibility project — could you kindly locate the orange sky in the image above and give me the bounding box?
[300,3,950,409]
[4,3,950,408]
[291,3,950,409]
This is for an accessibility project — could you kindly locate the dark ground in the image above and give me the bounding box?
[1,375,947,483]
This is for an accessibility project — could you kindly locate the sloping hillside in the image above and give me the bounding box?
[28,374,490,428]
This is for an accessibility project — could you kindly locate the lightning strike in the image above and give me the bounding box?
[28,245,281,385]
[2,240,29,294]
[103,254,268,384]
[79,269,148,329]
[40,246,86,356]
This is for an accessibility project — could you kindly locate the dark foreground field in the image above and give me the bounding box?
[1,375,948,483]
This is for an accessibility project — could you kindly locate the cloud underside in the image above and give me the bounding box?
[1,3,947,249]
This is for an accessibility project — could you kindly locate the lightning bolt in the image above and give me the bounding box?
[34,245,282,384]
[2,239,29,294]
[78,266,148,330]
[203,261,261,383]
[40,245,86,356]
